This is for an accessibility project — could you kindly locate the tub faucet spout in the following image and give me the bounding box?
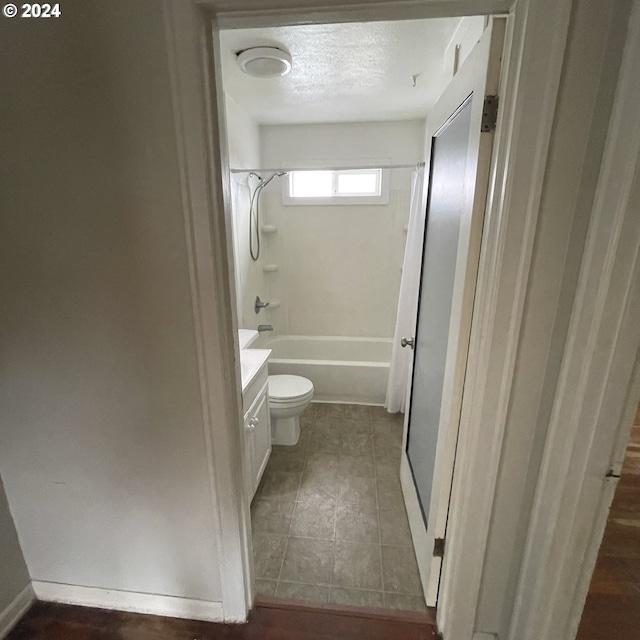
[258,324,273,333]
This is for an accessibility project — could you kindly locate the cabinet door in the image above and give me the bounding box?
[252,389,272,494]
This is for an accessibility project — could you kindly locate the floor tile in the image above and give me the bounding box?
[251,404,423,614]
[335,502,380,543]
[313,415,344,431]
[290,495,337,539]
[268,447,307,473]
[379,507,413,547]
[376,457,403,494]
[251,497,295,535]
[298,452,340,501]
[309,423,342,453]
[384,593,428,613]
[256,469,302,501]
[332,540,383,591]
[298,470,340,502]
[338,476,377,510]
[276,581,331,604]
[282,430,312,454]
[315,403,347,419]
[341,417,374,434]
[373,432,402,459]
[300,405,317,429]
[280,537,334,586]
[338,453,375,478]
[375,456,401,475]
[253,534,287,580]
[330,587,384,608]
[255,579,277,597]
[306,451,341,472]
[341,432,374,456]
[376,472,403,496]
[373,424,404,452]
[377,488,406,516]
[371,407,404,426]
[343,404,373,421]
[381,545,423,595]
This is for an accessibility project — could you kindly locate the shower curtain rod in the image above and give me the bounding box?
[230,161,425,174]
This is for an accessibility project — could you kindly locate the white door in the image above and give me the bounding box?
[399,18,505,606]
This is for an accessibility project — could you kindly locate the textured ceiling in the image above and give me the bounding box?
[219,18,461,124]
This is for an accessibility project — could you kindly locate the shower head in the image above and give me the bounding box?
[259,171,287,188]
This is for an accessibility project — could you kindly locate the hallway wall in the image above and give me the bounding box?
[0,474,30,616]
[0,0,223,607]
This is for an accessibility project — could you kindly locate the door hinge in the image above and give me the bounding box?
[433,537,446,558]
[606,462,623,479]
[481,95,499,132]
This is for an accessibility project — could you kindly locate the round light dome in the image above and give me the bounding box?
[237,47,292,78]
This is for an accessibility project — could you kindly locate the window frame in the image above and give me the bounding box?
[281,159,391,206]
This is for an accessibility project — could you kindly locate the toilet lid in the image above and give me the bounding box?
[268,375,314,401]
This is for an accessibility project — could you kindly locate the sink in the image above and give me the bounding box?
[239,348,271,392]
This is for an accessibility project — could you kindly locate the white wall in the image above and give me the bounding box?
[258,120,425,337]
[0,475,30,614]
[225,96,264,329]
[0,0,222,604]
[443,16,487,79]
[474,0,633,636]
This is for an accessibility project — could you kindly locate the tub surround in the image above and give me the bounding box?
[257,121,423,340]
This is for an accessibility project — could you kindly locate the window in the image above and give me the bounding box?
[283,165,389,205]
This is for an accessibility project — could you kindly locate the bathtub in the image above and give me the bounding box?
[258,335,392,405]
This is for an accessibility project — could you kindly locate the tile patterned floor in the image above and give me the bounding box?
[251,402,427,613]
[576,405,640,640]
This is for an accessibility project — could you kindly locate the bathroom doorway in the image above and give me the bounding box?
[217,13,505,615]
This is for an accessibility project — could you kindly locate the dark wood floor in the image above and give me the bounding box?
[576,406,640,640]
[7,600,437,640]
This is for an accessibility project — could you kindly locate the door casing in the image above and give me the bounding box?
[160,2,638,639]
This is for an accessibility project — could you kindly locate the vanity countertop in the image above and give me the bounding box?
[240,348,271,393]
[238,329,259,350]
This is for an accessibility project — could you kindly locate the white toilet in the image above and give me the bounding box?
[268,374,314,445]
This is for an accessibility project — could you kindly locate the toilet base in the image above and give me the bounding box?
[272,415,301,446]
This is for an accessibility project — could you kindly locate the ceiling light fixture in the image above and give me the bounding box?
[236,47,292,78]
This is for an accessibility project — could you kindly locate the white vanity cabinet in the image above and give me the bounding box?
[242,356,271,502]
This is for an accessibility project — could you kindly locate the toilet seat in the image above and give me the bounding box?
[268,374,314,403]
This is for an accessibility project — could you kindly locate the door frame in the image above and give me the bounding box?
[160,0,602,637]
[508,4,640,637]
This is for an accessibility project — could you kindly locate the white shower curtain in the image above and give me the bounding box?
[385,167,426,413]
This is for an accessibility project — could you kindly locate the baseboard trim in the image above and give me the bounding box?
[255,594,437,626]
[31,581,224,622]
[0,584,35,639]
